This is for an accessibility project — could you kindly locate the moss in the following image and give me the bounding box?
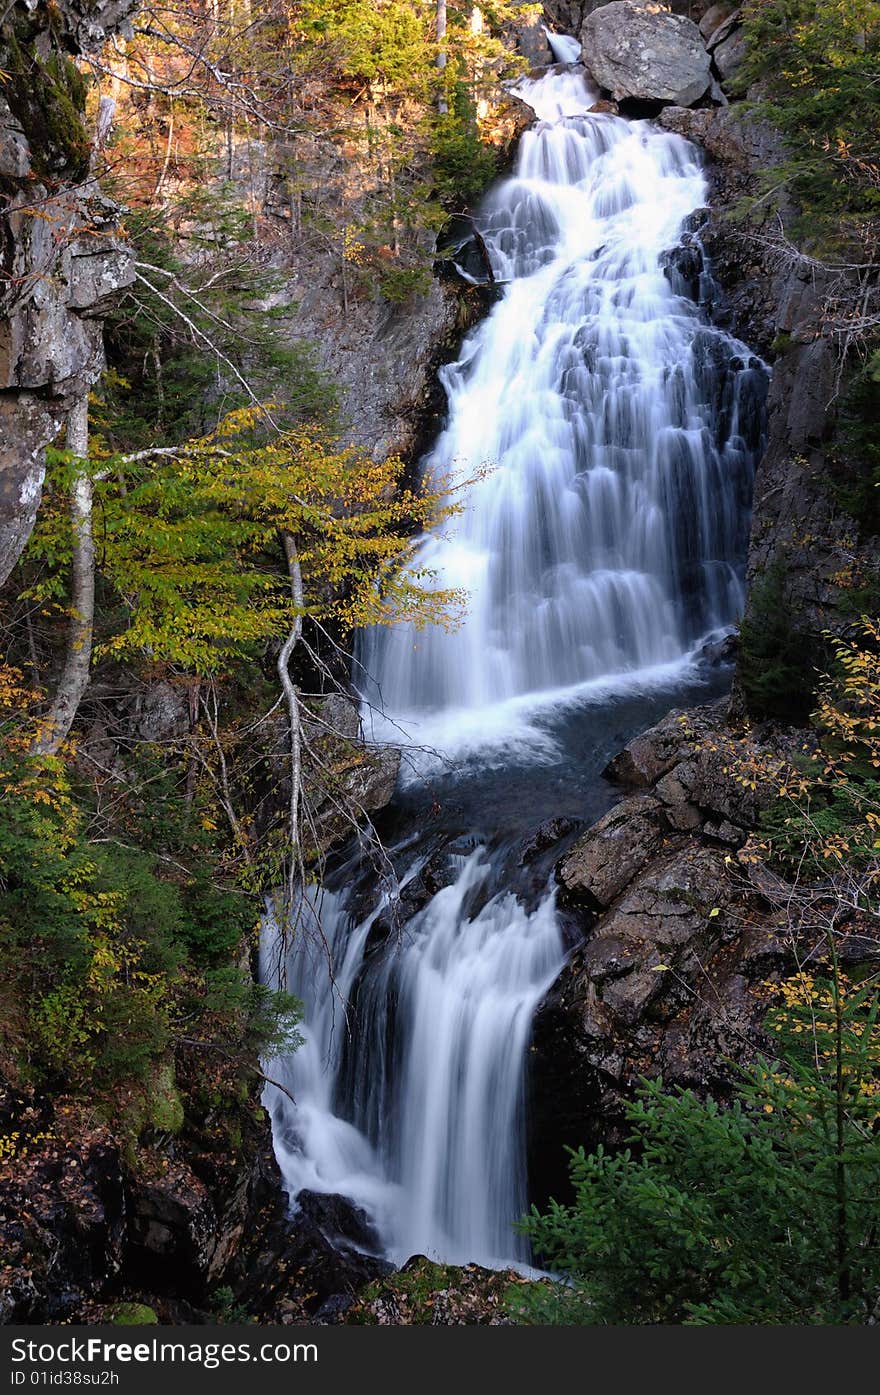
[2,29,91,180]
[118,1062,184,1145]
[768,331,793,359]
[109,1303,159,1325]
[147,1062,185,1135]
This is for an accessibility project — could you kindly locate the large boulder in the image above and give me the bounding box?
[581,1,713,107]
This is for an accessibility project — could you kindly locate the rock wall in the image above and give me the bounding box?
[655,100,877,641]
[0,1,135,586]
[0,1076,391,1324]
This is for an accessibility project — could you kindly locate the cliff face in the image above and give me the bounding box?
[0,1,135,586]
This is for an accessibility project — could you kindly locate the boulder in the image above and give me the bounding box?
[518,815,581,866]
[581,2,713,107]
[602,702,722,786]
[713,28,748,83]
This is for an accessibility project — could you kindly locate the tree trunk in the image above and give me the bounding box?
[277,532,304,926]
[30,395,95,756]
[437,0,448,114]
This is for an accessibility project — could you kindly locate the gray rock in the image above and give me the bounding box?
[0,5,135,584]
[581,2,712,107]
[705,10,742,52]
[703,819,746,846]
[68,237,136,316]
[558,795,664,908]
[713,28,748,83]
[0,394,62,588]
[513,10,552,67]
[133,682,192,744]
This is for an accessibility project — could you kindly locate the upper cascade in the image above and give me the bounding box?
[359,74,766,748]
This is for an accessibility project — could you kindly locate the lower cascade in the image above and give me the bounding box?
[263,43,768,1269]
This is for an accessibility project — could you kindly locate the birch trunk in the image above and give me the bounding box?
[30,396,94,756]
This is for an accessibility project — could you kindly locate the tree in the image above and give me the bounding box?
[513,994,880,1324]
[739,1,880,355]
[20,406,470,911]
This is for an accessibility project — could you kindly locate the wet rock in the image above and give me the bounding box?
[296,1190,383,1253]
[581,2,713,107]
[558,796,664,909]
[436,216,497,287]
[518,816,581,865]
[661,235,706,303]
[602,702,721,787]
[697,630,739,666]
[238,1182,393,1321]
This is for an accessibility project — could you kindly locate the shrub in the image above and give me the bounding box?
[513,999,880,1325]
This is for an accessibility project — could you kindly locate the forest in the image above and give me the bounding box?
[0,0,878,1330]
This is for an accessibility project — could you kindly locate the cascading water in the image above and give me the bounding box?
[263,41,768,1272]
[359,64,763,749]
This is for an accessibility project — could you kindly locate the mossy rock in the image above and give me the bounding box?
[109,1303,159,1325]
[346,1256,526,1325]
[1,28,90,179]
[147,1062,185,1134]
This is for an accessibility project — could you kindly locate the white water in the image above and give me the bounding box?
[360,63,762,754]
[263,854,563,1265]
[265,46,767,1273]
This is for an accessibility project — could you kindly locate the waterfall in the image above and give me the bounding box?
[264,44,767,1272]
[359,64,764,751]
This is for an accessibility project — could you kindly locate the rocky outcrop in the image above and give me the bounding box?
[581,2,713,107]
[528,703,794,1205]
[558,795,664,909]
[529,698,879,1209]
[0,2,134,585]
